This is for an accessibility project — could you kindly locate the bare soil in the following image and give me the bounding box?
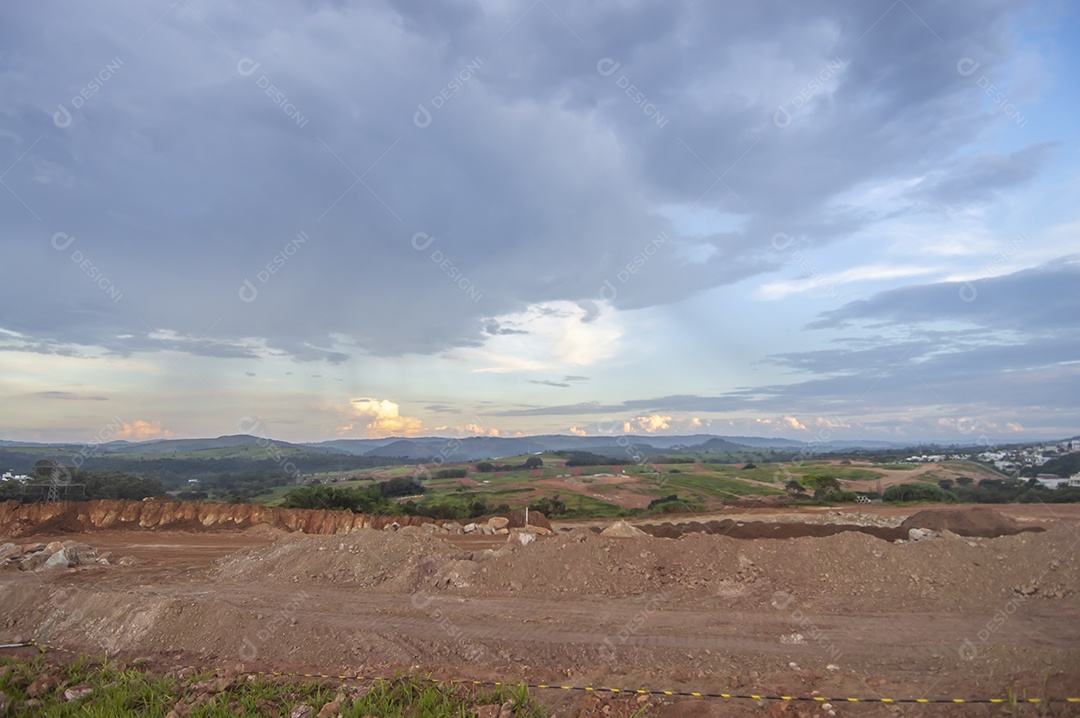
[2,503,1079,717]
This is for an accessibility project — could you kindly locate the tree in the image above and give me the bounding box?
[938,479,955,490]
[813,476,841,498]
[785,480,806,496]
[524,457,543,469]
[529,493,566,517]
[883,483,959,503]
[379,476,425,498]
[474,462,496,473]
[956,476,974,486]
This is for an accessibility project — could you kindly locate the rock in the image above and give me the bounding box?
[290,704,315,718]
[20,543,46,554]
[826,664,840,671]
[508,530,536,546]
[473,705,501,718]
[316,692,345,718]
[498,700,515,718]
[601,520,648,538]
[27,674,57,699]
[907,528,929,542]
[488,517,510,530]
[44,541,64,555]
[63,685,92,701]
[463,523,478,534]
[496,528,509,535]
[0,544,20,561]
[19,552,49,571]
[44,551,70,569]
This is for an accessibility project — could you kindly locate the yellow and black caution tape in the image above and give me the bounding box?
[10,640,1080,705]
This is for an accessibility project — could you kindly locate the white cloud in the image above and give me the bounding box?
[342,398,425,437]
[114,420,174,441]
[463,301,623,373]
[757,264,938,300]
[620,415,707,433]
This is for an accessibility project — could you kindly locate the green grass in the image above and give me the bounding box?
[871,463,919,470]
[661,473,784,500]
[556,493,625,517]
[0,656,548,717]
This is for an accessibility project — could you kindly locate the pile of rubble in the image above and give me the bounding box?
[820,511,902,528]
[0,540,121,571]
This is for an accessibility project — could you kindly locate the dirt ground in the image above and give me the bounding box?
[2,504,1079,717]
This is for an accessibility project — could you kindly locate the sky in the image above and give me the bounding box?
[1,0,1078,445]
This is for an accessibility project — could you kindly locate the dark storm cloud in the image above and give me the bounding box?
[0,0,1044,361]
[807,258,1080,333]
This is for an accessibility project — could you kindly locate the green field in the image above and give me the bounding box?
[659,472,785,501]
[251,456,925,517]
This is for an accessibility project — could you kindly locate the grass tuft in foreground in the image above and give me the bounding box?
[0,655,549,717]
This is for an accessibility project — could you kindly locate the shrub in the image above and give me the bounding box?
[883,483,959,503]
[818,490,858,503]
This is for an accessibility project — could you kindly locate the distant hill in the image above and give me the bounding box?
[95,434,341,455]
[684,437,757,453]
[361,436,549,461]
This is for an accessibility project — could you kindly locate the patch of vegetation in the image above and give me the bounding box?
[661,472,784,499]
[816,490,860,503]
[645,494,701,513]
[551,451,608,467]
[0,446,416,493]
[474,457,543,472]
[0,463,164,503]
[0,655,548,717]
[649,456,695,464]
[951,478,1080,504]
[883,483,959,503]
[279,478,425,513]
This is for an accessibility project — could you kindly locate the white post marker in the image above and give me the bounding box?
[525,507,529,526]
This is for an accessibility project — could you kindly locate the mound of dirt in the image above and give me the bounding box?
[210,530,469,591]
[900,507,1031,537]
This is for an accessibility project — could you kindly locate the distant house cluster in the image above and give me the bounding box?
[1,471,30,483]
[901,439,1080,481]
[1034,474,1080,490]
